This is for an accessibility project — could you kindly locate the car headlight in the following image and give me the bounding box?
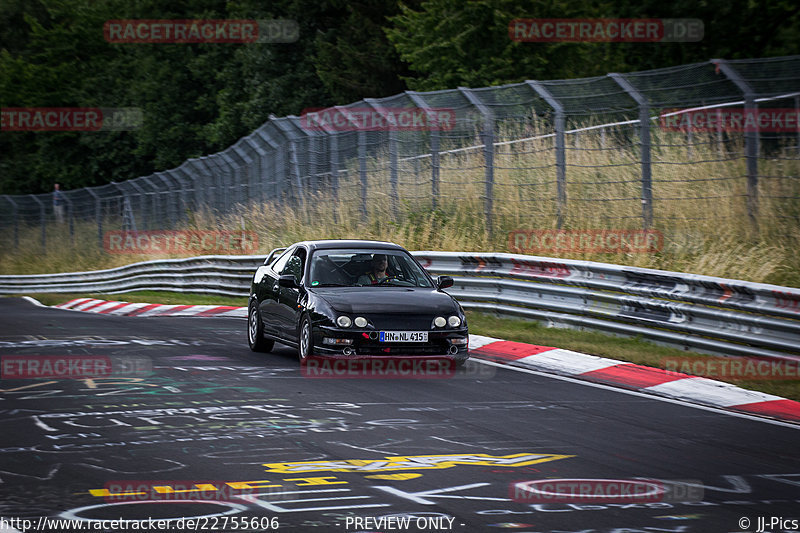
[354,316,368,328]
[337,316,352,328]
[433,316,447,328]
[448,315,462,328]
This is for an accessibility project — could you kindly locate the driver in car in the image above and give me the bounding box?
[357,253,394,285]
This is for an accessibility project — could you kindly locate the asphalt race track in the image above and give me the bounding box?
[1,297,799,533]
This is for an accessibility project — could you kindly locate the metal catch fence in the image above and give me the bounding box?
[1,55,799,250]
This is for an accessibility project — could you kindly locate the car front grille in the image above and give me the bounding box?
[351,343,451,356]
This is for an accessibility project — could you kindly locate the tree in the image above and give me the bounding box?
[385,0,622,91]
[385,0,800,91]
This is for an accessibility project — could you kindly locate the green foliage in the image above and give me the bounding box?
[312,0,417,103]
[1,0,798,194]
[386,0,624,90]
[1,0,411,193]
[386,0,800,90]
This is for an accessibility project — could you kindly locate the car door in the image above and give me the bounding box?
[259,246,294,337]
[275,247,307,341]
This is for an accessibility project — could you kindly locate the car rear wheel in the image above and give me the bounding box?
[298,315,313,362]
[248,304,274,352]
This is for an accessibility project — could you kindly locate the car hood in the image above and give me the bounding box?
[311,287,458,315]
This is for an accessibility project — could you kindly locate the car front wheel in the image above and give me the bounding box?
[248,304,274,353]
[298,315,313,362]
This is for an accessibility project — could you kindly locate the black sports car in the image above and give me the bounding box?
[247,240,469,366]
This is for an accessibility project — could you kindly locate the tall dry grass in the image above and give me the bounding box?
[1,126,798,287]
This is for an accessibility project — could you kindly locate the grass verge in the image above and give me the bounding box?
[9,292,798,402]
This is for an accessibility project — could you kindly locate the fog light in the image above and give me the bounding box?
[323,337,354,345]
[354,316,368,328]
[434,316,446,328]
[337,316,352,328]
[448,316,461,328]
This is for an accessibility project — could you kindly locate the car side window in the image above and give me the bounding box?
[271,248,293,274]
[282,256,302,282]
[281,249,306,284]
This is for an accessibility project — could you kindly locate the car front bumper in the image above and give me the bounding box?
[312,325,469,362]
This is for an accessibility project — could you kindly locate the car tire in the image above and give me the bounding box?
[248,304,274,353]
[298,315,313,362]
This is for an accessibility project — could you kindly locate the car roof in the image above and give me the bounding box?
[295,239,407,252]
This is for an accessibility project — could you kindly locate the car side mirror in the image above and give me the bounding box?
[437,275,454,289]
[278,274,299,288]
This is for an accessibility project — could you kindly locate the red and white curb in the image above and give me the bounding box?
[50,299,799,424]
[53,298,246,318]
[469,334,800,424]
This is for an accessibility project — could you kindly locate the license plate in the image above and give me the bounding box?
[379,331,428,342]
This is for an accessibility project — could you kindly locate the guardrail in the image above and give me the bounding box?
[1,252,798,360]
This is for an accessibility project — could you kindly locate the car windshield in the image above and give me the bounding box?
[308,249,433,288]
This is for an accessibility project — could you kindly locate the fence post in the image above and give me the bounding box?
[270,117,306,211]
[110,182,131,231]
[229,145,252,207]
[256,126,282,200]
[62,192,75,240]
[610,73,653,229]
[167,169,190,222]
[389,130,399,218]
[795,95,799,155]
[236,142,254,205]
[365,98,398,217]
[30,195,46,251]
[458,87,495,239]
[218,154,240,212]
[358,130,368,221]
[187,159,210,215]
[713,59,759,230]
[329,133,339,206]
[289,116,314,197]
[3,196,19,249]
[154,172,177,227]
[124,179,147,232]
[172,164,196,216]
[203,157,227,214]
[183,160,205,214]
[527,81,567,228]
[406,92,441,211]
[245,137,269,205]
[86,188,102,250]
[139,176,157,230]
